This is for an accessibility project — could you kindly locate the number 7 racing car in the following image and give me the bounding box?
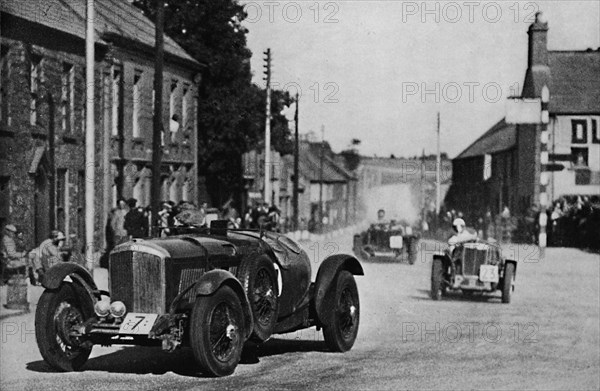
[34,221,364,376]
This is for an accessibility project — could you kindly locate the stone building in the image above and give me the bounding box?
[0,1,202,253]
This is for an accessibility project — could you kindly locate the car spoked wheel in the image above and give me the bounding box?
[237,255,279,342]
[190,286,245,377]
[209,302,239,363]
[323,270,360,352]
[253,268,277,328]
[337,286,358,341]
[35,283,93,371]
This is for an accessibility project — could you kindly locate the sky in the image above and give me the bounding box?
[241,0,600,158]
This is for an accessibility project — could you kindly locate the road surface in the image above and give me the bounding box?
[1,234,599,390]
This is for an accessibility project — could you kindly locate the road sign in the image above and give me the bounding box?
[548,153,572,162]
[542,163,565,172]
[505,98,541,124]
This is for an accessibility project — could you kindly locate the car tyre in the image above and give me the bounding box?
[35,282,94,371]
[236,255,278,342]
[322,270,360,352]
[190,286,245,377]
[501,262,515,304]
[431,258,444,300]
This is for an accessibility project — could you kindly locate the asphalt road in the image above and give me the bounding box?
[1,235,599,390]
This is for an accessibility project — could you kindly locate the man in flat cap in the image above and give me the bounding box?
[1,224,28,282]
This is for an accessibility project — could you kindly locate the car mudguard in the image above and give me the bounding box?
[194,269,254,339]
[42,262,98,292]
[314,254,364,325]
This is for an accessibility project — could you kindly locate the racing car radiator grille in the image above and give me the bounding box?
[110,251,166,314]
[462,248,487,275]
[179,268,205,301]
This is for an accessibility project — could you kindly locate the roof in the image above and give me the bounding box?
[1,0,199,66]
[455,119,516,160]
[547,50,600,114]
[299,144,349,183]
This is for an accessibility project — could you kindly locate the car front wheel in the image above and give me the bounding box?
[431,258,444,300]
[501,263,515,304]
[322,270,360,352]
[35,282,94,371]
[190,286,245,377]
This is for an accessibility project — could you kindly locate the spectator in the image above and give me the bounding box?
[29,230,66,285]
[109,198,129,245]
[1,224,28,283]
[124,198,148,239]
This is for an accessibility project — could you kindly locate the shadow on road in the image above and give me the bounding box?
[412,289,501,303]
[26,338,331,377]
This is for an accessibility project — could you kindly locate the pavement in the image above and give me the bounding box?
[1,236,599,390]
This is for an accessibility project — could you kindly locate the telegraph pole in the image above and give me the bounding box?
[263,49,272,205]
[435,112,441,217]
[84,0,95,271]
[151,0,165,236]
[293,92,300,230]
[319,125,325,232]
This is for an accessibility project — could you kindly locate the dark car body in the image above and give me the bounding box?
[35,223,363,376]
[431,240,517,303]
[353,224,419,264]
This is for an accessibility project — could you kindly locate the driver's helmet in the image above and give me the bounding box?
[452,218,466,232]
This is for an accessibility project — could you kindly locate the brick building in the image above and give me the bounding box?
[446,13,600,222]
[0,1,202,252]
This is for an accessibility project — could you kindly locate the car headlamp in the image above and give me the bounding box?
[109,301,127,318]
[94,300,110,317]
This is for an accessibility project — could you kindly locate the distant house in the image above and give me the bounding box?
[242,139,358,231]
[0,1,203,251]
[447,13,600,221]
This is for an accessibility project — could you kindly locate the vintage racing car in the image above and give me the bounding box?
[34,221,364,376]
[430,240,516,303]
[353,223,418,264]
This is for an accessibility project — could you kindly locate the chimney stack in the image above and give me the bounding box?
[528,12,549,68]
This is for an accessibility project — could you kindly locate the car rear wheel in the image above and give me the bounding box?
[35,282,94,371]
[431,258,444,300]
[322,270,360,352]
[502,263,515,304]
[237,255,279,342]
[190,286,245,377]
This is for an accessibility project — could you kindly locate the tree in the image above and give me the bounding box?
[133,0,292,207]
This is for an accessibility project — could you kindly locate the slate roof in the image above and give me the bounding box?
[547,50,600,114]
[455,119,516,160]
[299,143,349,183]
[1,0,200,66]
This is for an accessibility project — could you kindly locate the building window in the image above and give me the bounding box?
[1,44,11,127]
[111,67,122,136]
[0,176,10,220]
[132,70,142,138]
[182,83,190,129]
[30,55,43,126]
[61,63,75,133]
[571,147,588,167]
[571,119,587,144]
[169,79,177,120]
[592,119,599,144]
